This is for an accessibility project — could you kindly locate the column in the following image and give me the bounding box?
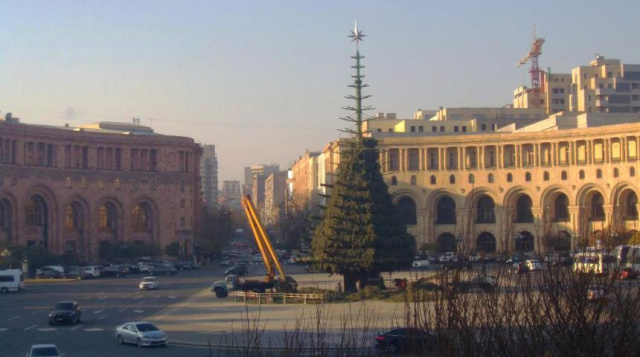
[461,147,466,170]
[479,146,484,169]
[516,144,521,168]
[497,146,503,169]
[568,205,581,251]
[605,138,610,163]
[533,144,539,167]
[531,207,545,254]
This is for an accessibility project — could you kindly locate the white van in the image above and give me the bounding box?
[0,269,25,293]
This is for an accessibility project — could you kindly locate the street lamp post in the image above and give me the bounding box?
[1,248,11,269]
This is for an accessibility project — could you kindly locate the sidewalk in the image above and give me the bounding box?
[148,275,409,349]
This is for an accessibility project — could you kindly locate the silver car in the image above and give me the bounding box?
[26,344,61,357]
[115,321,167,347]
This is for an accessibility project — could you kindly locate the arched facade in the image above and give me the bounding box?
[0,118,203,261]
[378,120,640,254]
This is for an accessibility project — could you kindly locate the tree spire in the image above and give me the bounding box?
[342,20,373,146]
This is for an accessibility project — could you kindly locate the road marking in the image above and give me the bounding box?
[71,325,82,330]
[84,328,103,332]
[98,296,108,300]
[134,309,144,313]
[24,325,37,331]
[168,295,177,299]
[8,316,20,321]
[93,310,104,314]
[31,310,44,315]
[0,328,8,332]
[133,295,143,300]
[98,315,108,320]
[118,308,127,312]
[38,328,56,332]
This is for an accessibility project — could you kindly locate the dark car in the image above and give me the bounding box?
[62,266,88,280]
[441,259,472,271]
[149,264,178,276]
[48,301,81,325]
[36,268,62,279]
[100,265,127,277]
[174,262,196,271]
[375,327,435,354]
[223,264,248,276]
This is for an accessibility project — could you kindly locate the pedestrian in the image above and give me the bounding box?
[335,281,342,294]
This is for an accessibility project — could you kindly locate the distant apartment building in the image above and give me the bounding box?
[289,151,321,210]
[221,180,241,210]
[513,56,640,115]
[263,171,288,228]
[200,144,218,211]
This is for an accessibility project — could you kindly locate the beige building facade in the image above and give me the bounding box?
[375,112,640,254]
[0,116,202,262]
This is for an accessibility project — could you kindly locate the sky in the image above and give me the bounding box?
[2,0,640,183]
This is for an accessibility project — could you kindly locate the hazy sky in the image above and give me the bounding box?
[2,1,640,183]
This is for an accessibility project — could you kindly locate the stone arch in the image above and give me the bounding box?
[515,231,534,252]
[575,184,606,222]
[24,185,59,251]
[95,197,123,237]
[0,192,18,242]
[396,196,417,226]
[476,232,496,253]
[475,195,496,224]
[437,232,456,253]
[130,196,160,245]
[62,195,90,258]
[465,187,500,209]
[435,195,456,225]
[540,184,574,208]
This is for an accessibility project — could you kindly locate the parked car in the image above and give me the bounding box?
[586,285,608,303]
[139,276,159,290]
[442,259,472,271]
[412,257,430,269]
[62,266,88,280]
[524,259,542,271]
[80,265,102,278]
[468,254,480,262]
[115,321,168,347]
[439,252,455,263]
[27,344,62,357]
[218,259,231,267]
[101,265,127,277]
[223,264,248,276]
[149,264,177,276]
[174,262,195,271]
[48,301,81,325]
[374,327,435,354]
[36,267,62,279]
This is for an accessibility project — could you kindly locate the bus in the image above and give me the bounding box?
[0,269,25,293]
[573,252,616,275]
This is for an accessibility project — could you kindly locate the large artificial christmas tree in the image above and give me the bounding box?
[311,22,415,293]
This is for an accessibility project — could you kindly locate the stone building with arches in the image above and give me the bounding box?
[0,116,202,262]
[375,112,640,255]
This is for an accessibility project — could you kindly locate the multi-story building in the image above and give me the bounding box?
[369,111,640,254]
[513,56,640,115]
[263,171,288,228]
[221,180,241,210]
[289,151,320,210]
[0,115,202,261]
[200,144,218,211]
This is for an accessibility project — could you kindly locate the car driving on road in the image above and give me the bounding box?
[27,344,62,357]
[115,321,168,347]
[139,276,159,290]
[48,301,81,325]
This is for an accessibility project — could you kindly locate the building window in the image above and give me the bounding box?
[462,126,467,132]
[579,170,585,179]
[468,174,475,184]
[418,126,424,132]
[476,196,495,224]
[436,196,456,224]
[430,175,436,185]
[180,216,185,227]
[554,194,569,222]
[391,176,397,186]
[613,168,619,178]
[454,126,459,132]
[132,204,150,233]
[397,197,417,226]
[488,173,494,183]
[525,172,531,182]
[507,173,513,182]
[543,172,550,181]
[481,123,486,131]
[440,126,445,132]
[180,199,185,208]
[410,175,417,186]
[432,126,437,132]
[631,167,636,177]
[515,195,534,223]
[411,126,416,133]
[449,175,455,184]
[596,169,602,179]
[561,171,567,180]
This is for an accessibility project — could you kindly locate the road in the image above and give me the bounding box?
[0,268,224,357]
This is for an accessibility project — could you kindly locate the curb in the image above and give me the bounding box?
[25,278,80,284]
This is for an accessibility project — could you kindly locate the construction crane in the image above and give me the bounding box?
[517,28,546,108]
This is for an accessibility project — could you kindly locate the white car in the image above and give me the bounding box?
[412,259,430,269]
[27,344,61,357]
[115,321,167,347]
[139,276,159,290]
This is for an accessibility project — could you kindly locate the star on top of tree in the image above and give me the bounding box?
[348,20,365,48]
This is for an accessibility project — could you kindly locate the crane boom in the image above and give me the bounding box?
[241,195,286,282]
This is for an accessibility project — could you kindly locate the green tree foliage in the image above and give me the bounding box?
[312,139,416,291]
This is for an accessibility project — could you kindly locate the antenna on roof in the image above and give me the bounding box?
[133,117,141,125]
